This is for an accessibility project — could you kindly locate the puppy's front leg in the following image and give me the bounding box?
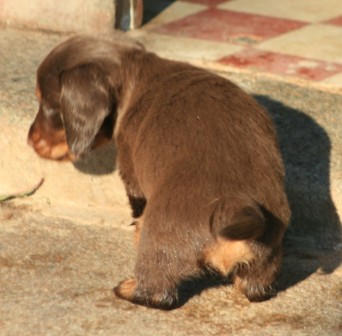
[128,194,146,218]
[120,172,146,218]
[116,138,146,218]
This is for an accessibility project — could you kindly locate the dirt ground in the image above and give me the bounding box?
[0,28,341,335]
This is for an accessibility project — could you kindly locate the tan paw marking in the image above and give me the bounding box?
[113,278,137,301]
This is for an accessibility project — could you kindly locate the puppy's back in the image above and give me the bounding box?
[122,56,289,225]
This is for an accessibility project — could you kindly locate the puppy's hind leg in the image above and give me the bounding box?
[233,244,282,302]
[233,208,287,302]
[205,196,285,302]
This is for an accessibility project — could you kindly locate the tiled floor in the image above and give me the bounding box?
[136,0,342,89]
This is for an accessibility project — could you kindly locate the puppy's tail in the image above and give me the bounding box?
[210,196,266,241]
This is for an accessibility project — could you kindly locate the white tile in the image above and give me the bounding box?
[258,24,342,64]
[128,32,243,62]
[143,2,206,29]
[219,0,342,23]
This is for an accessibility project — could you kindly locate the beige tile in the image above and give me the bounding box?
[258,24,342,64]
[322,72,342,86]
[219,0,342,23]
[143,2,206,29]
[128,32,243,62]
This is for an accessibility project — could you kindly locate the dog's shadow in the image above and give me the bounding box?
[73,140,117,175]
[73,95,341,307]
[255,95,341,291]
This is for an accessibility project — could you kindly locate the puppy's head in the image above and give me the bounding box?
[28,33,142,161]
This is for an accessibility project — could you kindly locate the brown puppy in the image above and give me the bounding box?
[28,32,291,309]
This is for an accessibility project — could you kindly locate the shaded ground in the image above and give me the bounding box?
[0,28,341,335]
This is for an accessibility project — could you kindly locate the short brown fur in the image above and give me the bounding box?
[28,32,291,309]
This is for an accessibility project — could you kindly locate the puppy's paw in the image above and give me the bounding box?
[235,276,276,302]
[113,278,178,310]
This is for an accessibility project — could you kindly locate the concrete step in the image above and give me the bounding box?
[0,0,116,32]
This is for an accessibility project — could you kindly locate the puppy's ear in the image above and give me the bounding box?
[60,64,113,157]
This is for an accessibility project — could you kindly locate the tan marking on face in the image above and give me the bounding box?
[50,142,69,160]
[28,124,71,161]
[35,85,42,102]
[35,138,48,149]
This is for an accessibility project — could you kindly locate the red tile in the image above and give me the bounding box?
[152,9,307,44]
[325,15,342,26]
[219,49,342,81]
[180,0,230,6]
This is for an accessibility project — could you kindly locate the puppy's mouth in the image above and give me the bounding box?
[27,123,111,162]
[28,112,113,162]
